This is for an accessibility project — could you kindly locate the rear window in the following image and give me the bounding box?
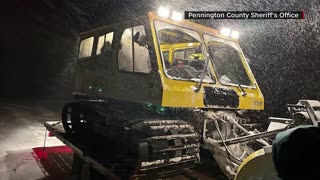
[173,49,195,60]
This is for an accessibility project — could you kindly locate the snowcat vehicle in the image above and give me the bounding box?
[61,7,286,178]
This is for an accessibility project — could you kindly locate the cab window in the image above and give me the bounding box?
[204,34,251,86]
[186,49,196,60]
[96,32,114,55]
[162,51,169,62]
[174,51,184,60]
[79,37,94,59]
[118,25,151,73]
[162,51,169,68]
[154,20,214,83]
[173,49,195,60]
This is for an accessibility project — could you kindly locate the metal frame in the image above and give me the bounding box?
[44,121,121,180]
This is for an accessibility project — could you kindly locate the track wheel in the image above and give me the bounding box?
[62,103,83,136]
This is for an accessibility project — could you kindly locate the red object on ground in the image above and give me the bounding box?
[48,131,55,137]
[33,145,72,160]
[32,146,74,178]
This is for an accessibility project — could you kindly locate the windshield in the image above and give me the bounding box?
[154,20,214,83]
[203,34,251,86]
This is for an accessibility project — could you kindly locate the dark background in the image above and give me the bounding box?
[1,0,319,118]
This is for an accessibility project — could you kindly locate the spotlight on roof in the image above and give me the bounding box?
[220,27,231,36]
[171,11,183,21]
[158,7,170,18]
[231,30,240,39]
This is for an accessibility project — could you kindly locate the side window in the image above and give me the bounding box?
[118,25,151,73]
[162,51,170,68]
[79,37,94,59]
[162,51,169,63]
[96,32,114,55]
[133,26,151,73]
[118,28,133,71]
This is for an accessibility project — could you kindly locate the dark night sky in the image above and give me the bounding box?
[1,0,319,117]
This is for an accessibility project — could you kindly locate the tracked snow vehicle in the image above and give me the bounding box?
[62,7,269,177]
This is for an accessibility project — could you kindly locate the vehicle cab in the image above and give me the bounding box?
[74,7,264,110]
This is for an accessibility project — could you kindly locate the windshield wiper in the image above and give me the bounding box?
[194,45,212,92]
[238,84,247,96]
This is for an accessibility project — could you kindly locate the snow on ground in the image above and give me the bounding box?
[0,100,65,180]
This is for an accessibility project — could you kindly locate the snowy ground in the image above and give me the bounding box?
[0,100,66,180]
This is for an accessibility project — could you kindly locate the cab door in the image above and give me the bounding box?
[110,22,162,104]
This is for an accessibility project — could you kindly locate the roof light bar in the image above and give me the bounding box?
[220,27,231,36]
[158,7,170,18]
[231,31,240,39]
[171,11,183,21]
[220,27,240,39]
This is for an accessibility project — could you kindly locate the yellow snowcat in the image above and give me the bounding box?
[61,7,304,178]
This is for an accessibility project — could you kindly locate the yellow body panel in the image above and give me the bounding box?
[148,12,264,110]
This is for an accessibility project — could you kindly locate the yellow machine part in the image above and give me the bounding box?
[234,147,279,180]
[148,12,264,110]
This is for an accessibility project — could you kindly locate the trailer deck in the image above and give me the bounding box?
[44,121,226,180]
